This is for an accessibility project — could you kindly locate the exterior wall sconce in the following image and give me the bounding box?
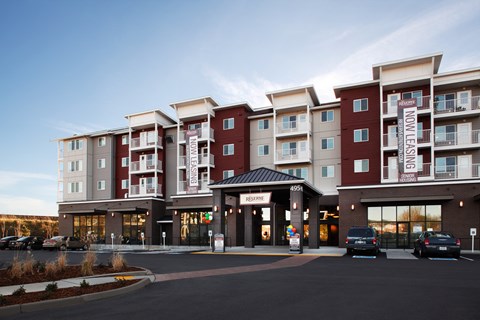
[238,208,242,214]
[306,208,310,214]
[229,208,233,214]
[336,205,340,211]
[351,204,355,211]
[293,202,298,210]
[111,212,115,217]
[174,210,178,216]
[214,205,218,212]
[253,209,256,215]
[146,211,150,216]
[459,200,464,208]
[63,214,66,219]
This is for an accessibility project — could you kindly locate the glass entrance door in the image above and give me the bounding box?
[397,222,410,248]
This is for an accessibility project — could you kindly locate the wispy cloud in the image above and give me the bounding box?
[0,170,56,190]
[46,120,106,136]
[0,194,57,216]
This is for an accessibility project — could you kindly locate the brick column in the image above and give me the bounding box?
[244,205,254,248]
[290,185,304,253]
[308,196,320,248]
[212,189,225,235]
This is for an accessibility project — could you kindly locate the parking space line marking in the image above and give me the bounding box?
[460,256,474,261]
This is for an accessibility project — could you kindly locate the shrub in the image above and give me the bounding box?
[0,294,5,306]
[111,253,127,272]
[9,257,23,279]
[35,261,46,273]
[45,261,59,279]
[45,282,58,293]
[80,279,90,288]
[56,252,68,272]
[12,286,26,296]
[23,253,36,275]
[81,251,97,276]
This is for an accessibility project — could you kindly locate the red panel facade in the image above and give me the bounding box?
[114,134,129,199]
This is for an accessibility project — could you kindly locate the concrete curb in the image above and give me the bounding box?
[0,270,153,316]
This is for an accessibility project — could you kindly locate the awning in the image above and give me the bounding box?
[166,205,212,210]
[107,207,147,212]
[58,209,107,214]
[360,195,454,203]
[156,220,173,224]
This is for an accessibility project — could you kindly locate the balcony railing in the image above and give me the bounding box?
[130,137,163,149]
[434,96,480,115]
[130,183,162,196]
[434,129,480,147]
[178,180,213,193]
[130,160,162,173]
[383,129,432,148]
[383,163,480,180]
[382,96,432,115]
[179,154,215,167]
[276,149,311,162]
[179,128,214,142]
[276,120,310,135]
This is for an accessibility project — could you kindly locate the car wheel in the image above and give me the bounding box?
[82,245,88,251]
[453,253,460,259]
[346,248,353,255]
[419,247,427,258]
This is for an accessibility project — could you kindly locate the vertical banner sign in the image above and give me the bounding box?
[397,98,418,182]
[186,130,199,193]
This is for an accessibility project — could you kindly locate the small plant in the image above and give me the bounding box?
[45,282,58,293]
[45,261,59,279]
[9,257,23,279]
[23,253,36,275]
[35,261,46,273]
[81,251,97,276]
[111,253,127,272]
[12,285,26,296]
[56,252,67,272]
[80,279,90,288]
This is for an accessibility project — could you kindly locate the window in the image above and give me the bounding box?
[121,179,129,190]
[165,135,175,144]
[188,123,201,131]
[321,138,334,150]
[417,155,424,172]
[122,135,128,145]
[258,145,269,156]
[67,160,82,172]
[97,180,106,190]
[282,168,308,179]
[68,182,83,193]
[258,119,269,130]
[223,118,234,130]
[354,129,369,142]
[122,214,146,245]
[321,110,334,122]
[354,159,369,173]
[223,170,234,179]
[353,98,368,112]
[98,137,106,147]
[223,144,234,156]
[434,93,456,111]
[282,115,296,130]
[435,125,455,143]
[282,142,297,156]
[73,215,105,241]
[321,166,334,178]
[68,139,83,151]
[402,90,423,107]
[435,156,456,173]
[122,157,129,167]
[98,158,106,169]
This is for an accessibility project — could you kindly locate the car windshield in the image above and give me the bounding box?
[348,228,373,237]
[17,237,29,241]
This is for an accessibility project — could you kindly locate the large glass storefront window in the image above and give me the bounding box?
[180,211,215,246]
[73,215,105,243]
[122,213,146,245]
[368,205,442,249]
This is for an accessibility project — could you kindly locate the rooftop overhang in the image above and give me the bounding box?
[372,52,443,80]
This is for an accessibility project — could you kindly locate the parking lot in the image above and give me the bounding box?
[2,249,480,320]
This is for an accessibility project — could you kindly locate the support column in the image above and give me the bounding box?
[290,185,304,253]
[212,189,225,235]
[308,196,320,249]
[244,205,254,248]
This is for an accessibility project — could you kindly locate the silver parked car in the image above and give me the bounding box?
[43,236,87,251]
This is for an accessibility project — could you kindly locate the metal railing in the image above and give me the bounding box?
[130,160,162,172]
[130,136,163,149]
[383,129,432,147]
[434,129,480,147]
[179,128,214,141]
[434,95,480,114]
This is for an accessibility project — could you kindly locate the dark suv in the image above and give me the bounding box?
[345,226,380,255]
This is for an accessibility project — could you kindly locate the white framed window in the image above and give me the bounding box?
[435,156,456,173]
[98,158,106,169]
[321,110,334,122]
[223,170,234,179]
[188,123,201,131]
[223,144,234,156]
[68,139,83,151]
[223,118,234,130]
[354,159,369,173]
[97,180,106,190]
[98,137,106,147]
[67,181,83,193]
[417,155,424,172]
[67,160,82,172]
[122,135,128,145]
[402,90,423,107]
[321,138,334,150]
[282,168,308,179]
[122,157,129,167]
[353,98,368,112]
[121,179,129,190]
[258,119,269,130]
[321,165,335,178]
[282,142,297,156]
[354,129,369,142]
[282,115,297,130]
[258,145,269,156]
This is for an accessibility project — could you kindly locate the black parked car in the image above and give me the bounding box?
[345,226,380,255]
[414,231,461,258]
[0,236,18,249]
[9,236,45,250]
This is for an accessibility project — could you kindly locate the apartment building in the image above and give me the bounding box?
[57,52,480,250]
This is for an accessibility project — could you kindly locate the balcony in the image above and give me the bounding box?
[130,136,163,150]
[434,130,480,149]
[130,160,163,174]
[179,128,214,143]
[382,96,432,116]
[178,179,213,194]
[275,120,311,138]
[383,163,480,181]
[434,95,480,118]
[130,183,162,197]
[383,129,432,149]
[275,149,311,165]
[179,154,215,168]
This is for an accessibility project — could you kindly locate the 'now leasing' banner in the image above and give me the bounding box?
[397,98,418,182]
[186,130,199,193]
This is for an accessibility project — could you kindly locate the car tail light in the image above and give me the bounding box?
[372,238,377,245]
[424,239,430,245]
[456,239,461,246]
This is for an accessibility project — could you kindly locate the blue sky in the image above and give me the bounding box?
[1,0,480,216]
